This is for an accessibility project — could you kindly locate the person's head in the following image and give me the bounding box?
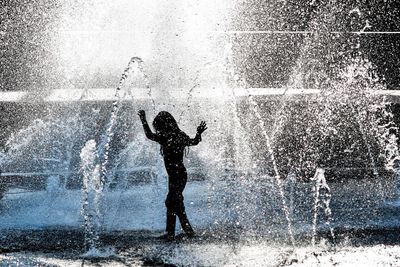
[153,111,179,135]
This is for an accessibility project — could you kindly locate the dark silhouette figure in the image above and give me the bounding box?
[138,110,207,240]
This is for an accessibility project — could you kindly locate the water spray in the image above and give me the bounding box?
[98,57,144,186]
[80,139,102,252]
[311,168,335,247]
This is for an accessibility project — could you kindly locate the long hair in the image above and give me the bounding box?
[153,111,190,156]
[152,111,180,136]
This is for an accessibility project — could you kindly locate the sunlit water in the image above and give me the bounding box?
[1,239,400,266]
[1,1,400,266]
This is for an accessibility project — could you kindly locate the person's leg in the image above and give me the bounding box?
[166,208,176,239]
[165,193,176,239]
[175,193,195,236]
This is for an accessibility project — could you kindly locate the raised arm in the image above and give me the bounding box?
[187,121,207,146]
[138,110,160,142]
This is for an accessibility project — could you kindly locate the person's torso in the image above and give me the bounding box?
[159,132,188,174]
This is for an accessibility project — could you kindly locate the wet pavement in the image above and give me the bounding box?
[1,226,400,266]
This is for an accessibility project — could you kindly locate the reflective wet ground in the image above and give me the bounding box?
[1,178,400,266]
[1,228,400,266]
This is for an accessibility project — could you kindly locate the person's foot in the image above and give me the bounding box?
[185,230,196,238]
[157,233,175,241]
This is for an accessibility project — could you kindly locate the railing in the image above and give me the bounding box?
[1,88,400,102]
[0,166,392,179]
[0,166,156,178]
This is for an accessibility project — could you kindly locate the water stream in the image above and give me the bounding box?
[1,1,400,265]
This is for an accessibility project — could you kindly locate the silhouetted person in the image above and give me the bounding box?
[138,110,207,240]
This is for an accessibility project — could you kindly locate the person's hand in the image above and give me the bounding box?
[197,121,207,134]
[138,110,146,120]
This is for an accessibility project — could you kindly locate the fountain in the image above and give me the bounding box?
[311,168,334,246]
[80,139,102,253]
[1,0,400,266]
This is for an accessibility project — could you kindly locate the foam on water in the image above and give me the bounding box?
[81,246,116,259]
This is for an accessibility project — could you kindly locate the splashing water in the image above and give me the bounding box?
[79,56,154,251]
[286,169,297,220]
[80,139,102,251]
[248,93,296,247]
[81,246,116,259]
[353,104,379,177]
[2,3,400,266]
[311,168,335,246]
[224,39,296,246]
[97,56,146,187]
